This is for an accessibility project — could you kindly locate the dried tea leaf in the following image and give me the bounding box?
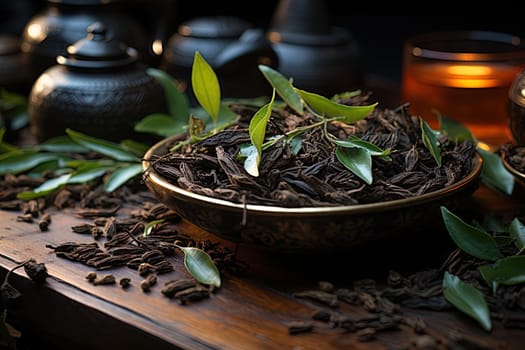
[443,271,492,332]
[441,206,503,262]
[479,256,525,293]
[177,246,221,288]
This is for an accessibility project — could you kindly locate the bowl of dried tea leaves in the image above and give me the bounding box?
[141,56,482,254]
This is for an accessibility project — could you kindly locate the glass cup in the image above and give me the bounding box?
[401,31,525,146]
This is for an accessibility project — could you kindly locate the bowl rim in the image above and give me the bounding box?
[501,148,525,182]
[142,135,483,216]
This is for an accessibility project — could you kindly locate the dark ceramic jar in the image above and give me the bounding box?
[0,34,29,94]
[266,0,363,97]
[20,0,148,85]
[28,22,167,143]
[162,16,278,102]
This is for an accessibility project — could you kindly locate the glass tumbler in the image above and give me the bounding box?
[401,31,525,145]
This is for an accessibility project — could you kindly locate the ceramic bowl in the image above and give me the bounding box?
[142,135,483,254]
[501,146,525,192]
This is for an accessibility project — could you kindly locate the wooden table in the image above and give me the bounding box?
[0,177,524,349]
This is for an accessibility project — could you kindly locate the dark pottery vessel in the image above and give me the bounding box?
[0,33,30,94]
[28,22,167,143]
[162,16,279,103]
[266,0,364,97]
[20,0,149,85]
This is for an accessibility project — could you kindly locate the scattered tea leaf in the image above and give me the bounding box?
[192,51,220,123]
[295,88,377,123]
[477,148,514,196]
[443,271,492,332]
[104,163,143,192]
[17,173,71,199]
[38,135,90,153]
[509,218,525,251]
[479,256,525,293]
[0,151,60,175]
[420,117,441,167]
[177,246,221,288]
[66,129,140,162]
[258,64,303,114]
[440,206,503,261]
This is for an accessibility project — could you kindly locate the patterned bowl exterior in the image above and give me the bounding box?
[143,136,483,254]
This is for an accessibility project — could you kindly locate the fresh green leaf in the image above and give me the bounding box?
[17,173,72,199]
[143,219,164,237]
[437,112,476,142]
[240,144,259,177]
[103,163,143,192]
[38,135,90,153]
[441,206,503,261]
[177,246,221,288]
[67,166,110,184]
[119,139,150,158]
[443,271,492,332]
[295,88,377,123]
[420,117,441,167]
[192,51,220,123]
[335,146,373,185]
[0,151,60,175]
[331,135,391,160]
[258,65,303,114]
[66,129,140,162]
[245,90,275,177]
[509,218,525,251]
[479,256,525,293]
[146,68,190,120]
[134,113,187,137]
[478,148,514,195]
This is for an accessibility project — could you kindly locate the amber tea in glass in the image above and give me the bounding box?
[401,31,525,145]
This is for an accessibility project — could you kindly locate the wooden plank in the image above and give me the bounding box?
[0,186,524,349]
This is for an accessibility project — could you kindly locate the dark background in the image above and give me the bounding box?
[2,1,525,90]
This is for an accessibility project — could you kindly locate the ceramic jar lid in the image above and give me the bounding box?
[57,22,137,69]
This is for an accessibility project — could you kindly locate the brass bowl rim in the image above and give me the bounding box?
[501,148,525,184]
[143,135,483,216]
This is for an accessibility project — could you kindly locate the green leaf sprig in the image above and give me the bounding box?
[0,129,145,198]
[440,206,525,331]
[256,64,386,184]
